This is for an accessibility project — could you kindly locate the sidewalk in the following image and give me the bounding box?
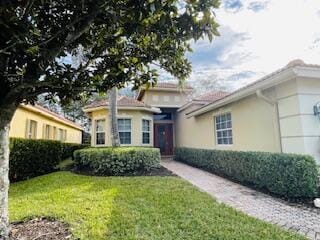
[162,160,320,240]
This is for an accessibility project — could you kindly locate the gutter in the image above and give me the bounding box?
[255,90,283,153]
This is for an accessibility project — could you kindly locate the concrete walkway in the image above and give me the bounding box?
[162,160,320,240]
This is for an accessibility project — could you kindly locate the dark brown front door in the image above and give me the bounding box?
[154,123,173,155]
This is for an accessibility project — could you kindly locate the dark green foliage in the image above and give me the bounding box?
[61,143,89,160]
[9,138,86,181]
[1,0,220,109]
[175,147,319,199]
[74,147,161,175]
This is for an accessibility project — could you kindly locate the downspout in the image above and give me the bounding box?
[256,90,283,153]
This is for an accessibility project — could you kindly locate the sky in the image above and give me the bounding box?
[162,0,320,91]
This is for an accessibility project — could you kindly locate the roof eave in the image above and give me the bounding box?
[187,67,299,117]
[21,105,83,131]
[177,100,209,112]
[83,105,161,115]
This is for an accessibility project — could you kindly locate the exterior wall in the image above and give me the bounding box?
[276,77,320,163]
[141,89,190,108]
[176,93,282,153]
[9,107,82,144]
[90,109,154,147]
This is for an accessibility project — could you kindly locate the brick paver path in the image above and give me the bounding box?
[162,160,320,240]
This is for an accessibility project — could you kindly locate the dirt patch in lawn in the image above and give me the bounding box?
[10,217,74,240]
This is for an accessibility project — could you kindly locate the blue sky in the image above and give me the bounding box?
[176,0,320,90]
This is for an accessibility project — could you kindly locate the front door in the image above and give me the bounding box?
[154,123,173,156]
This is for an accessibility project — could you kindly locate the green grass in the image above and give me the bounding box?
[9,172,305,240]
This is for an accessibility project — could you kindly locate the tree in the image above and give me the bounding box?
[109,87,121,147]
[191,72,229,97]
[0,0,220,237]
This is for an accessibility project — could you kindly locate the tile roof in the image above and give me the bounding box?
[23,104,83,130]
[84,96,152,109]
[193,90,229,102]
[186,59,320,116]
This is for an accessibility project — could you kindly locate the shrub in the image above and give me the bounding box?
[61,143,88,159]
[9,138,62,181]
[9,138,86,181]
[175,147,319,199]
[74,147,161,175]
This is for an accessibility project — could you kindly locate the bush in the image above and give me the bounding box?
[61,143,89,159]
[9,138,86,181]
[74,147,161,175]
[175,147,319,199]
[9,138,62,181]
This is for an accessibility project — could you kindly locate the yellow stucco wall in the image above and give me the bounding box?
[175,92,282,152]
[9,106,82,144]
[90,108,154,147]
[141,89,190,107]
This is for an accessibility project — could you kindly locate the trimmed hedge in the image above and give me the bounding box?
[62,143,89,160]
[9,138,87,181]
[175,147,319,199]
[74,147,161,175]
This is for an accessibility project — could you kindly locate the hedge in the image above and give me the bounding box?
[74,147,161,175]
[175,147,319,199]
[62,143,89,160]
[9,138,87,181]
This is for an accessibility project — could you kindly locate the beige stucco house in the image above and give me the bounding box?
[85,60,320,163]
[10,104,83,144]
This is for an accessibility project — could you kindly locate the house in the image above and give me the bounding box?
[10,104,83,144]
[85,60,320,163]
[83,83,192,154]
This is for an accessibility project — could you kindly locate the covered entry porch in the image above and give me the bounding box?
[153,108,177,156]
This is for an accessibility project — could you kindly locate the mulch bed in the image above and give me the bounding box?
[10,217,74,240]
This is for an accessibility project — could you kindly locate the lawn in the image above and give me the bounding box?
[9,172,305,240]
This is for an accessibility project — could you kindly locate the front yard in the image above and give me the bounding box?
[9,171,304,240]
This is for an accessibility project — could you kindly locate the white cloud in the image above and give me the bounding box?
[187,0,320,90]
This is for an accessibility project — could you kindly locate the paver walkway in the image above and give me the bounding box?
[162,160,320,240]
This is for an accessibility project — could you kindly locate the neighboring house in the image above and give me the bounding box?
[10,104,83,144]
[84,60,320,163]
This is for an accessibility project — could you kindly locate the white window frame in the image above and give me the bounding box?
[215,112,233,146]
[141,118,151,145]
[95,119,106,145]
[118,118,132,145]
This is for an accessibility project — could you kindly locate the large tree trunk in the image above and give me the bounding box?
[0,103,16,240]
[109,87,120,147]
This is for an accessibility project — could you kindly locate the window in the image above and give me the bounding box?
[215,113,233,145]
[118,119,131,144]
[27,120,37,139]
[63,130,67,142]
[53,127,57,140]
[44,124,51,139]
[58,128,64,141]
[95,119,105,145]
[142,119,151,144]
